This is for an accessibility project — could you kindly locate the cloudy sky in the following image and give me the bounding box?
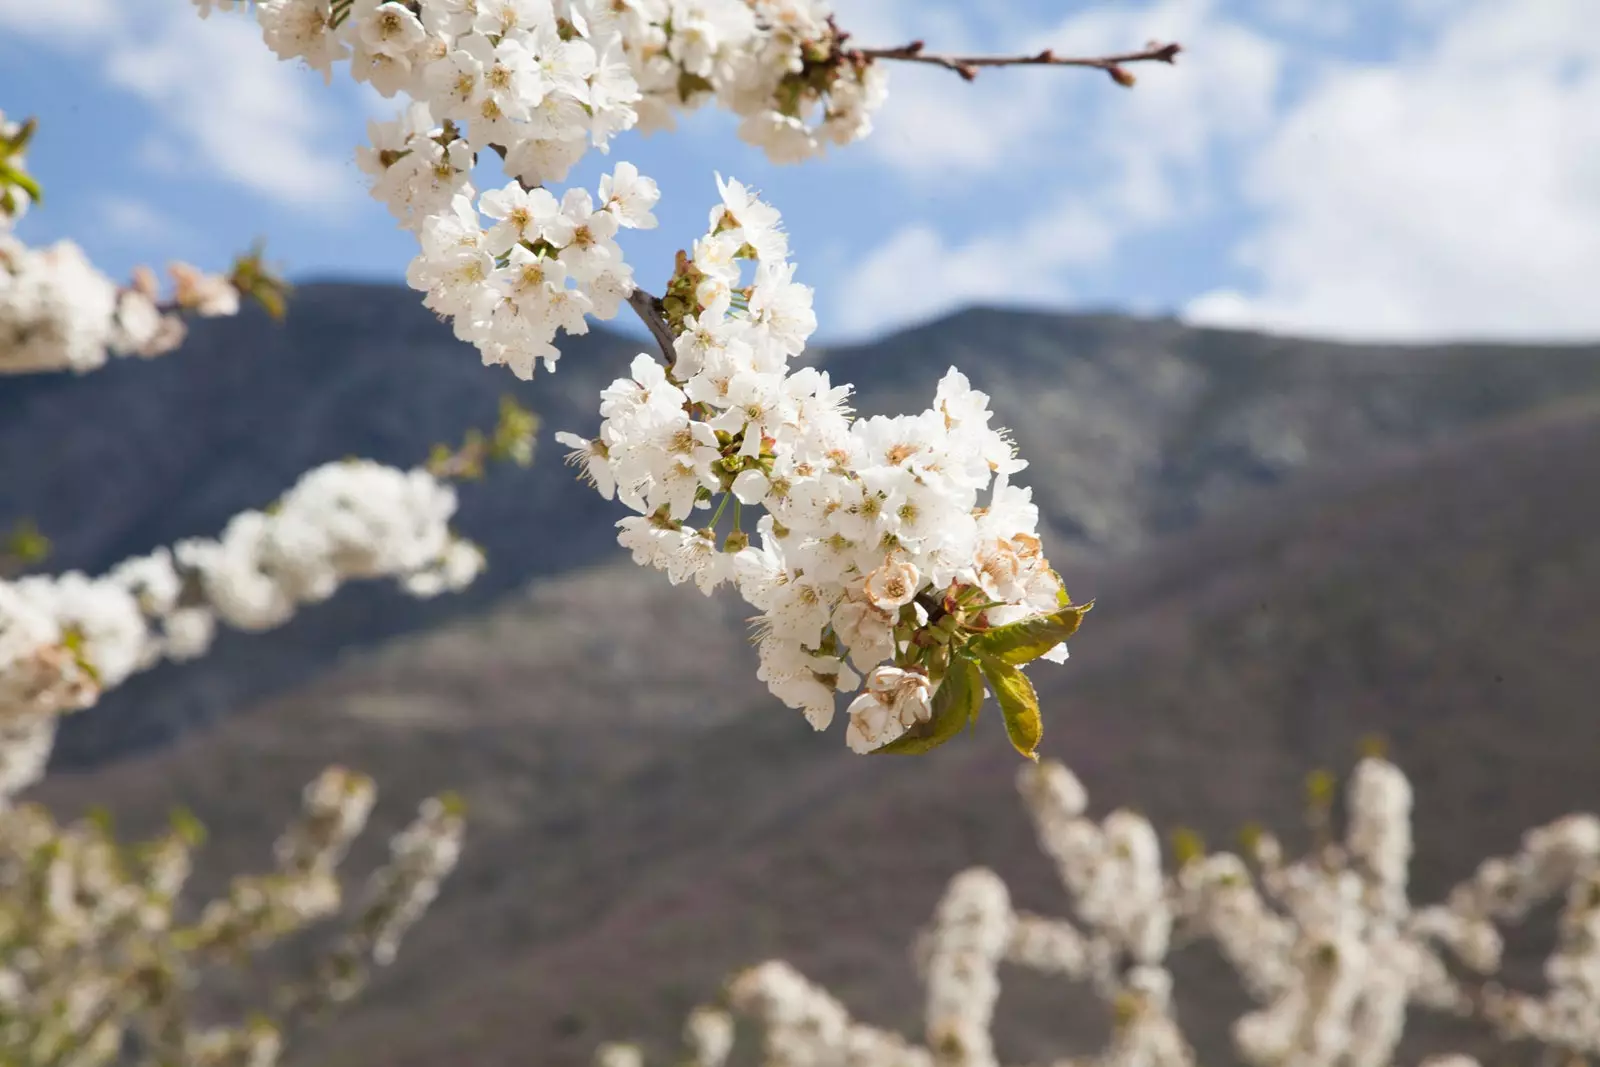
[1,0,1597,344]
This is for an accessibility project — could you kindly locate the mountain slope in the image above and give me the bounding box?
[5,286,1599,767]
[32,396,1600,1066]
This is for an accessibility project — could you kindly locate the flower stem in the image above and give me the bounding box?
[707,492,731,530]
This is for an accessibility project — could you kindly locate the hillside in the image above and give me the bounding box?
[32,396,1600,1066]
[4,286,1600,765]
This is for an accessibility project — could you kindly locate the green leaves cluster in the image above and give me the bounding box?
[0,115,40,219]
[0,517,50,577]
[226,240,293,322]
[426,395,540,480]
[873,600,1091,761]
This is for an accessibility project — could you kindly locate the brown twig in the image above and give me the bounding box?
[844,39,1182,87]
[626,288,678,363]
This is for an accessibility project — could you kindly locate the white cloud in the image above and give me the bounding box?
[98,195,179,243]
[1031,0,1283,223]
[0,0,356,213]
[1185,0,1600,341]
[850,0,1281,188]
[105,9,358,211]
[831,0,1284,337]
[857,65,1064,178]
[827,0,968,50]
[1249,0,1353,37]
[0,0,117,36]
[832,201,1118,338]
[830,0,1065,179]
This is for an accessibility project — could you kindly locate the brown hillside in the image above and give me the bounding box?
[31,398,1600,1066]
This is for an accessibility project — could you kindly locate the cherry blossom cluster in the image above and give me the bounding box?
[614,0,889,162]
[556,179,1086,756]
[399,161,660,379]
[0,764,462,1067]
[604,755,1600,1067]
[594,959,932,1067]
[1,107,294,378]
[218,0,888,380]
[229,0,884,167]
[0,232,246,376]
[0,459,482,799]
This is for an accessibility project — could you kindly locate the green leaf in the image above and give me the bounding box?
[61,625,101,685]
[2,117,37,155]
[978,654,1043,761]
[1169,826,1206,868]
[86,805,115,837]
[169,805,207,848]
[4,167,41,205]
[970,601,1092,667]
[4,517,51,565]
[871,657,983,755]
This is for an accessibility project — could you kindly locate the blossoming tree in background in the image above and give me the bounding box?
[1,98,532,1060]
[597,753,1600,1067]
[0,105,543,797]
[0,768,464,1065]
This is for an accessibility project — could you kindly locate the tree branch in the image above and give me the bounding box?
[627,287,677,363]
[846,39,1182,87]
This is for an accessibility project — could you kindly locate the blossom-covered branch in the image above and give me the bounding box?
[214,1,1123,755]
[554,180,1089,757]
[0,459,484,799]
[0,111,289,377]
[219,0,1178,376]
[602,753,1600,1067]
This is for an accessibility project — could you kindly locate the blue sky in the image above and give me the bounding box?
[2,0,1597,344]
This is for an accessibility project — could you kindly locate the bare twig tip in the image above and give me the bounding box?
[854,37,1187,84]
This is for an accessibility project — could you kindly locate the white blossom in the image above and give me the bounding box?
[0,460,480,801]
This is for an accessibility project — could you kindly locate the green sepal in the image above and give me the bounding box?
[3,167,41,205]
[3,117,37,154]
[977,654,1043,761]
[871,656,983,755]
[969,601,1092,667]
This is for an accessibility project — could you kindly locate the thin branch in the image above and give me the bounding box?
[627,288,677,363]
[845,39,1182,87]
